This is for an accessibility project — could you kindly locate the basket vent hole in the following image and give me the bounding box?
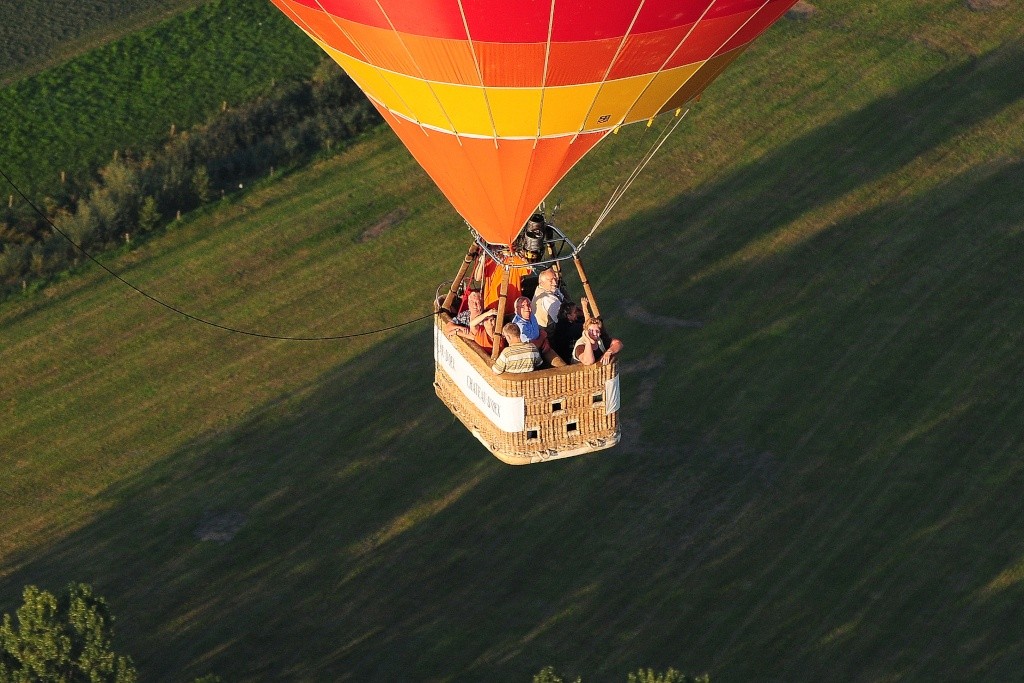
[526,428,539,440]
[551,400,563,413]
[566,421,578,434]
[592,393,604,405]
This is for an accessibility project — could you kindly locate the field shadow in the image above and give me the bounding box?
[588,39,1024,303]
[0,316,781,682]
[675,154,1024,682]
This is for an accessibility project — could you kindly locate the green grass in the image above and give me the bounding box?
[0,0,320,198]
[2,1,1024,681]
[0,0,205,86]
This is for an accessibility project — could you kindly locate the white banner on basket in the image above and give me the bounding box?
[604,375,621,415]
[434,326,526,432]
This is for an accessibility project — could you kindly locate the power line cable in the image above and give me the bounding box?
[0,165,436,341]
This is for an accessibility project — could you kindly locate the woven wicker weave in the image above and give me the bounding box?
[434,313,620,464]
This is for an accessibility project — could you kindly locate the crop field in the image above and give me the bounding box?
[0,0,320,199]
[2,0,1023,681]
[0,0,205,86]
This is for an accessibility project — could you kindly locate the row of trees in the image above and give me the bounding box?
[535,667,709,682]
[1,583,704,681]
[0,584,226,683]
[0,59,379,299]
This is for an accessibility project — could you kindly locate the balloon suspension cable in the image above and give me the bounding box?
[576,108,689,254]
[464,220,577,270]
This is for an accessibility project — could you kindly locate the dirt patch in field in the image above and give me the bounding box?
[359,208,408,242]
[911,32,981,59]
[965,0,1007,10]
[194,510,246,543]
[786,1,817,20]
[620,300,704,329]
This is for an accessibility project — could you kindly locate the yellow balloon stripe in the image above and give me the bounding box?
[431,82,493,135]
[485,87,542,137]
[624,64,702,122]
[587,75,657,130]
[315,36,710,139]
[540,83,601,137]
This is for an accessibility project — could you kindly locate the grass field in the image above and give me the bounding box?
[2,0,1024,681]
[0,0,205,86]
[0,0,320,198]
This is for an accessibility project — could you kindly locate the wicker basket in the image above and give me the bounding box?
[434,313,620,464]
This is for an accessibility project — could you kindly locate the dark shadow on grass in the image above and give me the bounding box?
[589,40,1024,301]
[0,318,781,682]
[601,145,1024,681]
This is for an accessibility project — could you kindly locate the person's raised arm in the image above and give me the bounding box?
[575,337,597,366]
[579,296,593,324]
[470,308,497,329]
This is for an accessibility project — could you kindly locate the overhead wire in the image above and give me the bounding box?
[0,164,437,341]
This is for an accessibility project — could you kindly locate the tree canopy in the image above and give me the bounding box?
[534,666,709,683]
[0,583,137,683]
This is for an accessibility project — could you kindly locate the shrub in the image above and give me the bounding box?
[0,56,379,300]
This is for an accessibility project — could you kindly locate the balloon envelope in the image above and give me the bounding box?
[270,0,797,245]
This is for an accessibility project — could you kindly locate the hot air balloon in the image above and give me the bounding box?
[268,0,798,464]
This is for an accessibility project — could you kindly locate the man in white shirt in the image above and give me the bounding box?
[532,267,565,332]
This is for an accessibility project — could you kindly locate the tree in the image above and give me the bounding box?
[533,667,707,683]
[627,668,709,683]
[137,196,160,233]
[99,159,141,230]
[533,666,581,683]
[54,202,98,248]
[0,583,137,683]
[192,167,212,205]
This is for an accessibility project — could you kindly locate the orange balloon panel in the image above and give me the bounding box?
[269,0,798,244]
[377,104,607,245]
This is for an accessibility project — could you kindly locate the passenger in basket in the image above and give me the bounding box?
[532,267,566,334]
[475,315,499,352]
[456,313,499,352]
[573,317,624,366]
[492,323,541,374]
[451,289,483,327]
[552,300,584,361]
[511,296,541,343]
[512,295,568,368]
[445,291,499,351]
